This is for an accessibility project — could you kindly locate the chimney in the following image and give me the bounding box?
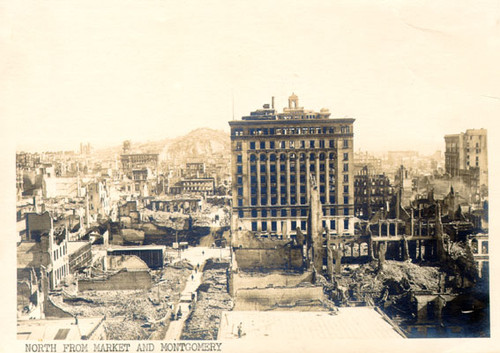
[271,96,275,109]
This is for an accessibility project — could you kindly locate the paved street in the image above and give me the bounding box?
[163,246,230,340]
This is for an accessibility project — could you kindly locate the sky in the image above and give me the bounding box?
[2,0,499,154]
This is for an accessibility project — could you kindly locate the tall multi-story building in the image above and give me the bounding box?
[444,129,488,188]
[354,165,393,219]
[229,94,355,237]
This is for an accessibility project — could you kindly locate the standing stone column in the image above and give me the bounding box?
[257,158,261,206]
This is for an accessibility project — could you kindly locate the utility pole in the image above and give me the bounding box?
[176,230,180,260]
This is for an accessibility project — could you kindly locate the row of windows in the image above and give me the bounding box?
[232,126,351,137]
[55,264,69,282]
[250,219,350,232]
[236,172,349,186]
[236,195,350,206]
[355,189,391,196]
[238,207,349,218]
[244,163,348,173]
[53,244,67,261]
[244,174,339,185]
[245,139,350,150]
[354,179,390,186]
[237,162,349,174]
[237,152,349,163]
[243,184,349,195]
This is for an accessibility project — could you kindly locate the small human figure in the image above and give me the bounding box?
[237,322,243,338]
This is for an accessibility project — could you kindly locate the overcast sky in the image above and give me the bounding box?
[2,0,499,154]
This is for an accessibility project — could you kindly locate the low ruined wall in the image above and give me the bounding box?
[78,270,152,291]
[234,247,303,271]
[233,286,323,311]
[230,271,313,296]
[45,296,74,318]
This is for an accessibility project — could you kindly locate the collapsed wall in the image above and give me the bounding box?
[233,285,324,311]
[233,247,303,271]
[78,269,152,291]
[229,270,313,296]
[229,269,325,311]
[231,229,304,271]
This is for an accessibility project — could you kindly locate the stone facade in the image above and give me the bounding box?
[444,129,488,188]
[229,94,355,238]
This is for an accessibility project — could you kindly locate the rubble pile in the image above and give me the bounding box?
[104,319,150,340]
[50,265,191,340]
[331,260,441,305]
[181,262,233,340]
[144,210,188,229]
[446,241,478,282]
[377,261,441,292]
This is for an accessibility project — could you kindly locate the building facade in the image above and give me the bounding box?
[444,129,488,188]
[354,166,393,219]
[120,153,159,177]
[229,94,355,237]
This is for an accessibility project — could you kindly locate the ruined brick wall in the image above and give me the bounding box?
[233,286,324,311]
[230,271,313,296]
[78,270,152,291]
[233,247,303,271]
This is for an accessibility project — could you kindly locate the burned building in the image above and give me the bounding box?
[354,165,393,219]
[229,94,355,238]
[184,162,206,178]
[19,212,70,290]
[120,153,159,175]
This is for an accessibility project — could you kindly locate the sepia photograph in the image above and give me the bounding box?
[2,0,498,352]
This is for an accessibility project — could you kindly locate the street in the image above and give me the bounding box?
[163,246,230,340]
